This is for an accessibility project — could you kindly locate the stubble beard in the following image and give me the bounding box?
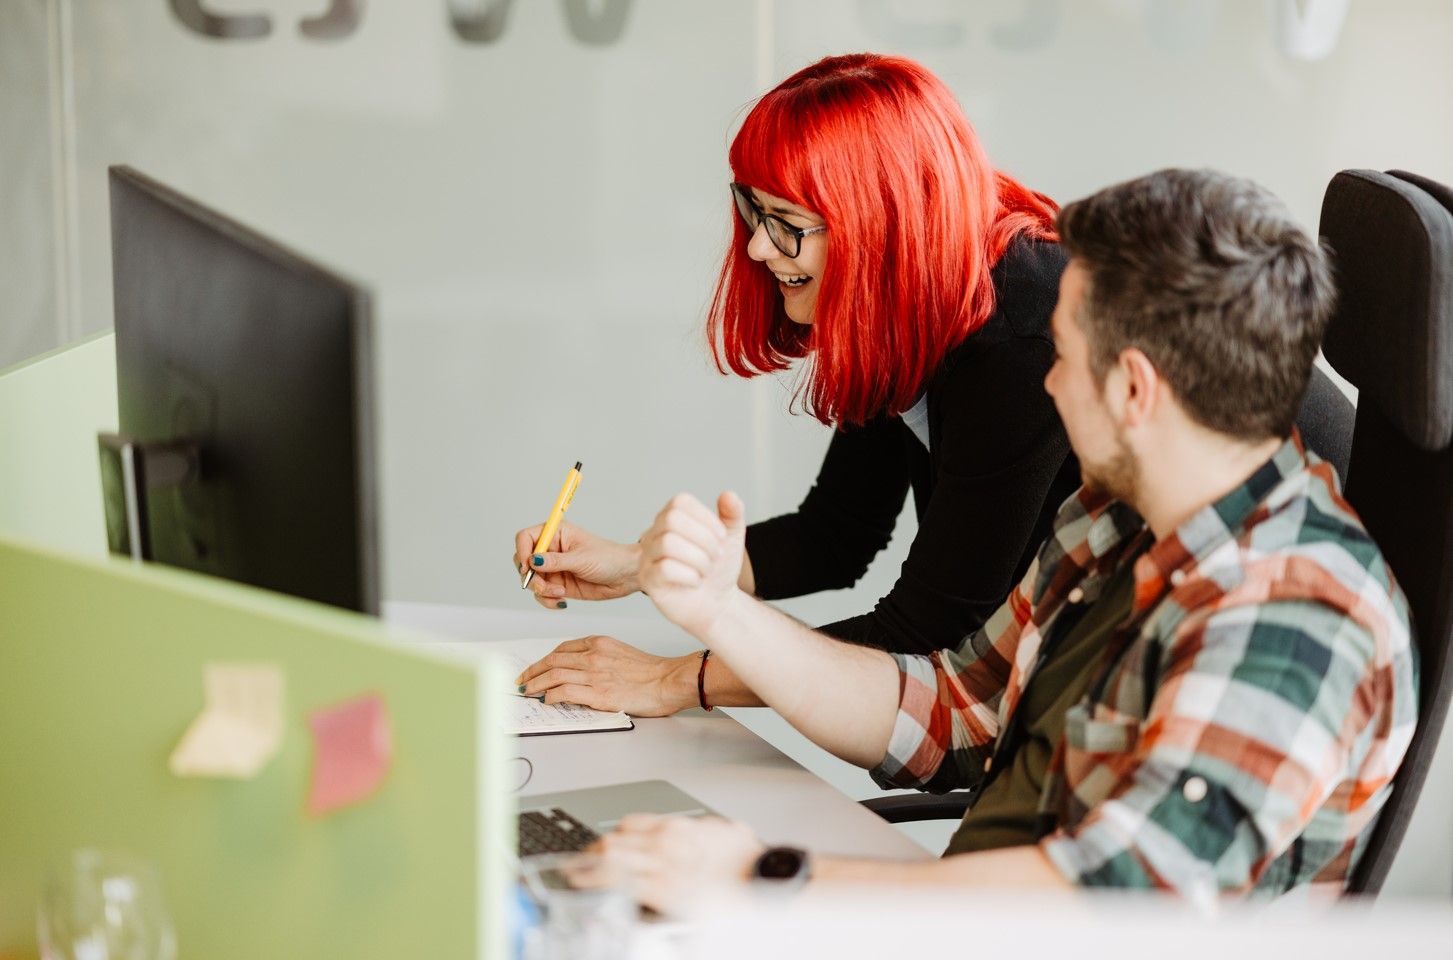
[1081,428,1140,505]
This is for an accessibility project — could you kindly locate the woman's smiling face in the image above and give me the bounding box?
[741,187,828,325]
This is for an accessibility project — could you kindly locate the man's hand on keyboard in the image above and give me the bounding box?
[589,813,765,917]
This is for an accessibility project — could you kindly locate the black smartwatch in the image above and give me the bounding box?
[751,846,812,890]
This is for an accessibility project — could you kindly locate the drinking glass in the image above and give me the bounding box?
[37,849,177,960]
[519,851,638,960]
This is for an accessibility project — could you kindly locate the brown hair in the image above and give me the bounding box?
[1057,169,1335,442]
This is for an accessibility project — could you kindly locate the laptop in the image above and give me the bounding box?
[517,779,718,858]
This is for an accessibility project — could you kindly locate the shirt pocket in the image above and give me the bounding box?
[1061,701,1143,792]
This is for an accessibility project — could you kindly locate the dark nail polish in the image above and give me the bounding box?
[517,684,526,694]
[556,601,567,610]
[533,554,545,567]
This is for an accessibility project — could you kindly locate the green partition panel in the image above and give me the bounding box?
[0,535,509,959]
[0,331,117,555]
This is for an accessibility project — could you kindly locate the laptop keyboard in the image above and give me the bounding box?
[518,807,600,858]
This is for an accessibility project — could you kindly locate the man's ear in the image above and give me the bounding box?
[1112,348,1160,428]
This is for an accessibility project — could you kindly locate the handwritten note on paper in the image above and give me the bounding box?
[169,663,285,779]
[506,653,633,735]
[306,692,393,816]
[510,696,628,732]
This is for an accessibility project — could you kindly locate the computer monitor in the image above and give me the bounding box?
[107,165,379,614]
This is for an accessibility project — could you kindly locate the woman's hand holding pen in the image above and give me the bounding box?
[512,521,641,609]
[638,491,747,639]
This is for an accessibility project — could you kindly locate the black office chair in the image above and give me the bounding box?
[1320,169,1453,896]
[1296,365,1355,483]
[864,171,1452,898]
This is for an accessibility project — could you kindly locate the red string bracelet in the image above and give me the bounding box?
[697,649,713,711]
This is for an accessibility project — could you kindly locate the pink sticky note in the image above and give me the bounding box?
[306,692,392,816]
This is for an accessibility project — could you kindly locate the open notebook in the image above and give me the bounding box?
[406,641,635,737]
[510,696,634,736]
[508,655,634,737]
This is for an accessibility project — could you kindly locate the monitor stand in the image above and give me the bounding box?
[97,433,199,561]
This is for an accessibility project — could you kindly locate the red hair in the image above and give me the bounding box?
[708,53,1058,426]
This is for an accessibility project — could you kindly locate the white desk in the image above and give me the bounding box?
[386,601,929,861]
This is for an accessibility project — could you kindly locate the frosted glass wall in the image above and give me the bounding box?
[0,0,63,367]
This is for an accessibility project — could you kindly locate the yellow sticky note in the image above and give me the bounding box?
[169,663,285,779]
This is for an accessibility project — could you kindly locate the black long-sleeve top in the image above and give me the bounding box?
[743,238,1080,656]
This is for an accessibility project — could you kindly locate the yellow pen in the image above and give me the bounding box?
[521,461,582,590]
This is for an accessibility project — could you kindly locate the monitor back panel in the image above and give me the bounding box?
[109,166,379,613]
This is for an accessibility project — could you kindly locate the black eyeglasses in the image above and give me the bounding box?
[730,182,827,259]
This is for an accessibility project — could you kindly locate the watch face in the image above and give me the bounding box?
[756,847,806,880]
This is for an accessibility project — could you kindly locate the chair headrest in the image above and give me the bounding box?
[1319,169,1453,452]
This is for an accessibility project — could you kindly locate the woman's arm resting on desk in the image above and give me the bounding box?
[515,636,698,716]
[516,637,769,713]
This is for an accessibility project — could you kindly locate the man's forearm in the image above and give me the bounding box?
[738,549,756,595]
[812,846,1072,890]
[697,590,901,768]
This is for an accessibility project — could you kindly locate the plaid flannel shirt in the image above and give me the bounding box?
[870,434,1417,898]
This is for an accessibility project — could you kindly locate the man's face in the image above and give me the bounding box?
[1044,261,1139,501]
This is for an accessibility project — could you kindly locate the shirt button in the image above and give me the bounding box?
[983,757,993,773]
[1183,776,1208,803]
[1067,587,1085,604]
[1170,570,1188,587]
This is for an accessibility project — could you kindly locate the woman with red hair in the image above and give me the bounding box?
[514,53,1078,714]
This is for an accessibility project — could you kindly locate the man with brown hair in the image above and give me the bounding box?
[594,169,1417,911]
